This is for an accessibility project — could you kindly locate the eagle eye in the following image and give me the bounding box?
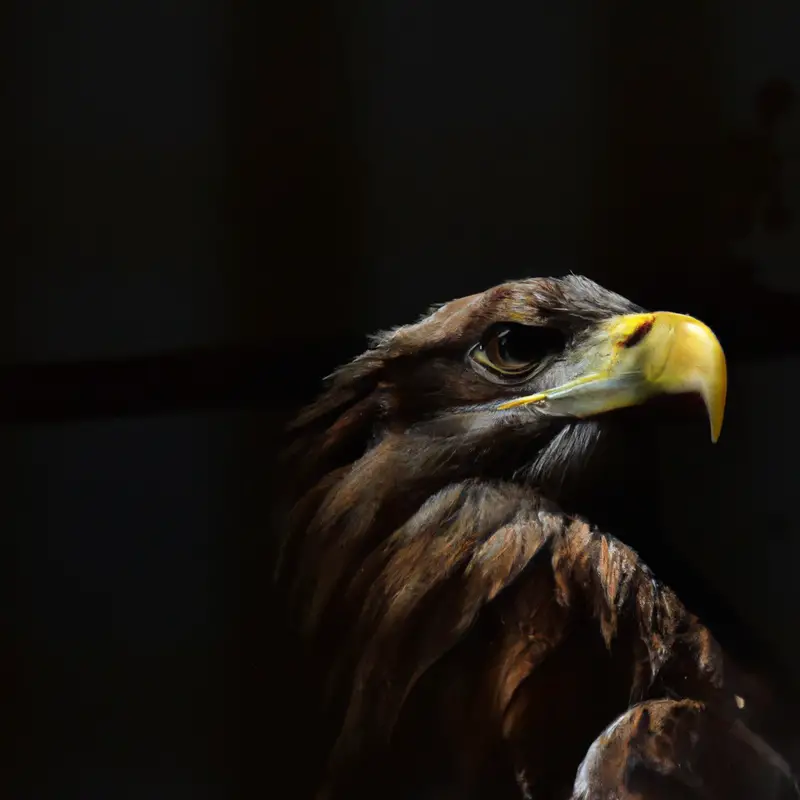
[470,322,565,377]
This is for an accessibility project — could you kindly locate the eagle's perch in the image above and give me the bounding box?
[275,276,798,799]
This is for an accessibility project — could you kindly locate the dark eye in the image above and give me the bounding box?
[470,322,565,377]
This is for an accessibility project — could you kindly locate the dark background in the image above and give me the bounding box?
[6,2,800,797]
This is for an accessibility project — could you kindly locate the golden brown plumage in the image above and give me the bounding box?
[275,276,798,799]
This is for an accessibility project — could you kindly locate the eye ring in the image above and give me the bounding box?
[469,322,565,378]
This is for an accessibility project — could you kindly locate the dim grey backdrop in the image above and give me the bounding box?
[5,2,800,797]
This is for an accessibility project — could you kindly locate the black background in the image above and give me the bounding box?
[6,2,800,797]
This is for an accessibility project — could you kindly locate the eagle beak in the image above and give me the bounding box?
[497,312,727,442]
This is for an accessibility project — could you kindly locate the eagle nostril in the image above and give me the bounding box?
[621,318,654,349]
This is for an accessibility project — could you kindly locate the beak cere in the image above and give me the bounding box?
[497,312,728,443]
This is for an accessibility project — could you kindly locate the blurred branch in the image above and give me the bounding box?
[0,339,364,424]
[3,294,800,425]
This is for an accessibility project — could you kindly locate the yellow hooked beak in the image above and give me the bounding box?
[497,312,727,442]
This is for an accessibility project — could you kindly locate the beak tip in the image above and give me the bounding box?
[709,416,723,443]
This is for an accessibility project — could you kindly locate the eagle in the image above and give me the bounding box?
[274,275,798,800]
